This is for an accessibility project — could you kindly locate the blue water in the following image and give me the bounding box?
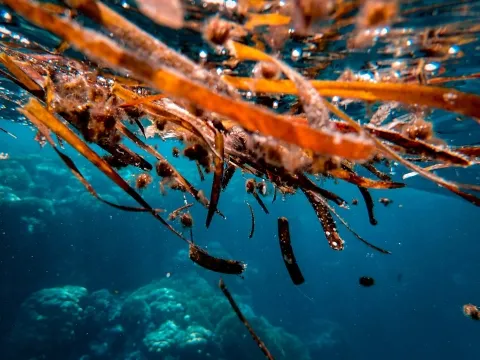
[1,1,480,359]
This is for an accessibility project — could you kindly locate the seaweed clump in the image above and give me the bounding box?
[1,0,480,357]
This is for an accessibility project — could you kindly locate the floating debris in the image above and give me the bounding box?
[180,213,193,228]
[172,147,180,158]
[359,276,375,287]
[168,203,193,221]
[463,304,480,320]
[379,197,393,206]
[135,173,152,189]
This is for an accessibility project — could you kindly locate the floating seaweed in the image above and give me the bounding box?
[322,198,391,255]
[180,213,193,228]
[303,189,345,251]
[219,278,275,360]
[221,164,236,191]
[246,201,255,239]
[358,186,378,226]
[19,97,186,241]
[1,0,477,276]
[168,203,194,221]
[0,127,17,139]
[246,178,269,214]
[189,243,246,275]
[195,161,205,181]
[19,103,164,215]
[278,217,305,285]
[1,0,480,356]
[135,173,152,190]
[206,129,225,227]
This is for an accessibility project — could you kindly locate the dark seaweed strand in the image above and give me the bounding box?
[0,67,44,99]
[377,138,480,206]
[358,186,378,225]
[361,162,392,181]
[366,125,471,166]
[56,134,65,148]
[278,217,305,285]
[21,100,188,243]
[132,117,146,138]
[221,164,236,190]
[253,192,269,214]
[206,130,225,228]
[297,173,347,206]
[22,108,164,214]
[0,127,17,138]
[314,186,347,207]
[246,201,255,238]
[169,203,194,220]
[219,279,275,360]
[317,191,391,254]
[54,148,165,213]
[189,243,245,275]
[455,145,480,158]
[272,184,277,203]
[117,123,225,218]
[303,189,344,251]
[195,160,205,181]
[106,142,152,171]
[335,165,404,189]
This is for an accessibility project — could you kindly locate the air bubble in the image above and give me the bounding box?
[0,10,12,23]
[424,62,439,72]
[291,48,302,61]
[199,50,208,60]
[448,45,460,55]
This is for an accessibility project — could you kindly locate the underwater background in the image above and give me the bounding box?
[1,0,480,359]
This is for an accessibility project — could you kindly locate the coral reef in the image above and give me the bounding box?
[0,155,108,235]
[142,320,213,358]
[9,285,88,358]
[215,309,310,360]
[6,273,336,359]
